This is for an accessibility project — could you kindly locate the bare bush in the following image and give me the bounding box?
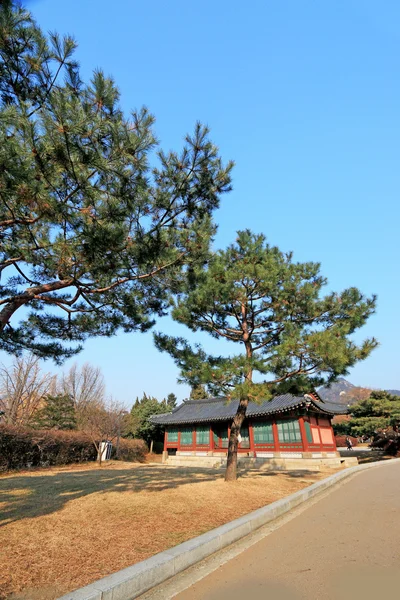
[60,363,105,426]
[0,354,55,425]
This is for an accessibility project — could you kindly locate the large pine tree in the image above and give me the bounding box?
[0,1,232,361]
[155,230,378,480]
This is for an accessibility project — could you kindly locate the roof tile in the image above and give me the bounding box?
[150,394,348,425]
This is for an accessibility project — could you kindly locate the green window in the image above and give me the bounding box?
[304,421,313,444]
[180,427,193,446]
[240,424,250,448]
[220,428,229,448]
[213,426,229,448]
[253,421,274,444]
[196,425,209,445]
[167,427,178,443]
[277,419,301,443]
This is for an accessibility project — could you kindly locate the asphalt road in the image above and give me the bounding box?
[173,461,400,600]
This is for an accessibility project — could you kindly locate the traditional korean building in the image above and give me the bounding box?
[151,392,348,469]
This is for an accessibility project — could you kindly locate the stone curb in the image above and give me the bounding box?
[58,459,400,600]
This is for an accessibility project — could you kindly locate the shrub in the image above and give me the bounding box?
[0,425,149,471]
[335,434,358,448]
[114,438,148,462]
[0,425,97,471]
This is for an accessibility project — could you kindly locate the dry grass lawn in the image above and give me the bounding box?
[0,461,341,600]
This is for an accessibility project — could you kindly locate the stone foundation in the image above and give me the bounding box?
[162,450,350,471]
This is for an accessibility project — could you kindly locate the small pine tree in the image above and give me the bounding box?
[189,385,209,400]
[35,394,77,430]
[164,393,177,410]
[129,393,165,444]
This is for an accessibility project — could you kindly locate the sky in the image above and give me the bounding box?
[4,0,400,406]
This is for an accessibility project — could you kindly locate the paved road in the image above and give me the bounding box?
[174,461,400,600]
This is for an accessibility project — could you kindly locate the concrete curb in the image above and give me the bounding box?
[58,459,400,600]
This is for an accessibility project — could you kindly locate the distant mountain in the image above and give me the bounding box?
[318,378,356,405]
[318,378,400,405]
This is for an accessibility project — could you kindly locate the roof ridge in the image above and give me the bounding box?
[184,397,224,404]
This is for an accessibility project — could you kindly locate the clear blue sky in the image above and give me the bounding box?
[8,0,400,405]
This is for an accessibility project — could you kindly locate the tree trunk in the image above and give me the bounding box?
[150,440,154,454]
[225,396,248,482]
[225,302,252,482]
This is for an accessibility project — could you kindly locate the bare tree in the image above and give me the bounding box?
[82,398,126,465]
[0,354,55,425]
[60,363,105,425]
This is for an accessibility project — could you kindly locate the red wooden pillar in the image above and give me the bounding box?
[164,429,167,452]
[299,416,309,452]
[177,429,181,451]
[330,419,337,449]
[249,422,255,455]
[192,426,195,448]
[316,416,322,449]
[209,425,214,452]
[273,420,280,452]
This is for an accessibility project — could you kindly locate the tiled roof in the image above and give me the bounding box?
[150,393,348,425]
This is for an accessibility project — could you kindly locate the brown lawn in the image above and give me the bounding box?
[0,461,341,600]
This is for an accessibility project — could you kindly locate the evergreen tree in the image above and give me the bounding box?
[189,385,209,400]
[129,393,165,444]
[155,230,377,480]
[165,392,177,410]
[338,391,400,438]
[0,1,232,362]
[35,393,76,430]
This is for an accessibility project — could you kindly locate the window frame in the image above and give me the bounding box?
[167,427,178,443]
[253,421,274,444]
[276,418,302,443]
[180,426,193,446]
[196,425,209,445]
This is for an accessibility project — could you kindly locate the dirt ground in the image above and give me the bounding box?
[0,461,341,600]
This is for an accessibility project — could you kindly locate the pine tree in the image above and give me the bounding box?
[35,393,76,430]
[0,1,232,362]
[165,393,177,410]
[189,385,209,400]
[129,393,165,444]
[155,230,378,480]
[343,391,400,437]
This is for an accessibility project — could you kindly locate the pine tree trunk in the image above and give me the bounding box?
[225,397,248,482]
[225,303,252,482]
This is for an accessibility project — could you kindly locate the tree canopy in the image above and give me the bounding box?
[155,230,378,479]
[0,1,232,362]
[34,393,77,430]
[129,393,166,444]
[336,391,400,438]
[163,392,177,410]
[189,384,209,400]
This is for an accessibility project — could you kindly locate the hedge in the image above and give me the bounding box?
[0,425,147,471]
[335,434,358,448]
[113,438,148,462]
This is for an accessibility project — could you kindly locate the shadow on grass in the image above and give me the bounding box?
[0,466,217,526]
[0,463,317,527]
[237,468,318,480]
